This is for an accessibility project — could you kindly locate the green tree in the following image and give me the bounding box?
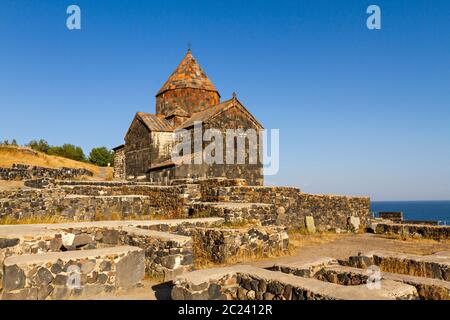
[27,139,50,153]
[48,144,86,162]
[89,147,114,167]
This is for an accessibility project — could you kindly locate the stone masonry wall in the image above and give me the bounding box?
[375,223,450,240]
[0,190,156,221]
[0,164,93,181]
[0,222,206,293]
[299,193,371,231]
[198,185,371,230]
[113,147,126,180]
[0,183,190,221]
[1,246,144,300]
[188,227,289,264]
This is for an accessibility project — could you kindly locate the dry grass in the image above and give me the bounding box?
[0,214,71,225]
[287,229,350,251]
[0,146,112,180]
[0,212,173,225]
[192,235,292,270]
[144,273,165,283]
[0,180,24,191]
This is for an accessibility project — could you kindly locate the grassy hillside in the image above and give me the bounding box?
[0,146,112,180]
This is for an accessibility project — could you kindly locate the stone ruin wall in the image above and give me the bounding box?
[199,183,371,230]
[0,183,189,221]
[113,147,126,180]
[375,223,450,240]
[186,227,289,264]
[0,178,371,232]
[0,164,93,181]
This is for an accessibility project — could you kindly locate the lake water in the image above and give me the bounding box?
[371,201,450,225]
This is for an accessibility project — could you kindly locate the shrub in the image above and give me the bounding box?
[47,144,86,162]
[89,147,114,167]
[27,139,50,153]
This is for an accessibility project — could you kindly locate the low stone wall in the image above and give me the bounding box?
[197,185,371,231]
[60,184,191,217]
[189,202,277,225]
[378,212,403,222]
[120,227,193,280]
[0,164,93,181]
[314,265,450,300]
[0,192,156,221]
[189,227,289,264]
[375,223,450,240]
[1,246,144,300]
[0,184,190,220]
[344,251,450,281]
[1,177,371,232]
[171,265,418,300]
[299,193,371,231]
[0,218,224,292]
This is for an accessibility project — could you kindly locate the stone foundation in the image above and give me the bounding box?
[195,183,371,230]
[0,217,224,296]
[171,265,418,300]
[375,222,450,240]
[0,178,371,233]
[1,246,144,300]
[343,251,450,281]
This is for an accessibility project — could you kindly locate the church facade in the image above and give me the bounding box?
[113,50,264,186]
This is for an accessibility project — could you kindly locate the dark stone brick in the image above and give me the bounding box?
[0,238,20,249]
[35,267,54,286]
[53,274,68,286]
[4,264,25,291]
[267,281,283,295]
[208,284,222,300]
[102,230,120,244]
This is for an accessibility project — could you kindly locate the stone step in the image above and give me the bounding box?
[271,257,338,277]
[1,246,145,300]
[0,217,224,240]
[0,218,223,286]
[172,265,418,300]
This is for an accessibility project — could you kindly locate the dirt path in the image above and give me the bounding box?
[98,167,108,180]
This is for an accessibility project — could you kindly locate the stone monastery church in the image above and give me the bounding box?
[113,50,264,185]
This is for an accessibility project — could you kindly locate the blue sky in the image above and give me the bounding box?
[0,0,449,200]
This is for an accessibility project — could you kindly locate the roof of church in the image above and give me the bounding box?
[128,96,262,136]
[156,49,219,96]
[177,97,263,130]
[165,106,190,118]
[136,112,173,132]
